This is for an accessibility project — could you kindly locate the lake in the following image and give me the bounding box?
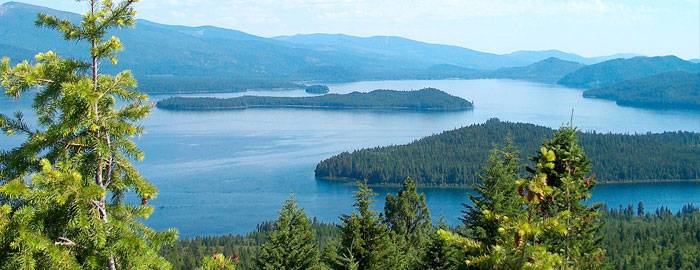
[2,79,700,236]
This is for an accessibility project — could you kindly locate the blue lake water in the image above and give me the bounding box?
[2,79,700,236]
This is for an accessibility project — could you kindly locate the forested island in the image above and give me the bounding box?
[305,84,330,94]
[157,88,473,111]
[583,71,700,109]
[315,119,700,186]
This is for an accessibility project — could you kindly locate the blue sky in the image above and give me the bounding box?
[2,0,699,59]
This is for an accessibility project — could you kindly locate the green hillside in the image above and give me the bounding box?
[558,56,700,88]
[315,119,700,186]
[488,57,585,83]
[583,71,700,109]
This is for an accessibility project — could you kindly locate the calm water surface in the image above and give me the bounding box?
[2,79,700,236]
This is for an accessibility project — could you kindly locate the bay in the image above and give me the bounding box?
[2,79,700,236]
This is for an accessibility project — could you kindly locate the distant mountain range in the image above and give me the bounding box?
[1,1,640,93]
[2,0,699,110]
[504,50,640,65]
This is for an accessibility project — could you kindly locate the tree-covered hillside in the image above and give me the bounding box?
[583,71,700,109]
[558,56,700,88]
[315,119,700,186]
[157,88,473,111]
[488,57,585,83]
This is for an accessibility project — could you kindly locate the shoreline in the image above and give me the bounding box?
[316,177,700,189]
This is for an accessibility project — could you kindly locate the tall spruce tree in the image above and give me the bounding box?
[384,177,432,269]
[257,197,320,270]
[335,182,400,270]
[462,138,523,246]
[522,127,604,269]
[385,177,432,240]
[0,1,178,269]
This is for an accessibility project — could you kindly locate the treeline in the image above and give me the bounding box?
[163,203,700,270]
[315,119,700,186]
[603,204,700,269]
[157,88,473,111]
[162,220,339,270]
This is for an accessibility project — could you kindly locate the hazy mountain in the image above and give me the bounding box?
[488,57,585,83]
[505,50,587,64]
[0,2,678,93]
[583,71,700,109]
[558,56,700,89]
[274,33,527,70]
[587,53,643,64]
[0,2,424,91]
[505,50,638,65]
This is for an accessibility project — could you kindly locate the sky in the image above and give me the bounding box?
[2,0,699,59]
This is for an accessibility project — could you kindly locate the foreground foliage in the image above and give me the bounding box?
[0,1,232,269]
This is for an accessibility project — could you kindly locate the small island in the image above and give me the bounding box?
[156,88,474,111]
[305,85,330,94]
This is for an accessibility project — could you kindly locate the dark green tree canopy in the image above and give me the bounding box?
[257,197,320,270]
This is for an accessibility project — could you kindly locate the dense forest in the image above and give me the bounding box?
[163,220,340,270]
[558,56,700,88]
[157,88,473,111]
[603,204,700,269]
[316,119,700,186]
[163,199,700,270]
[583,71,700,109]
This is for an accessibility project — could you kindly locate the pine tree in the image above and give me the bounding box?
[336,182,400,270]
[385,177,432,240]
[384,177,432,268]
[257,197,320,270]
[0,1,177,268]
[637,202,645,217]
[462,138,523,247]
[523,127,604,269]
